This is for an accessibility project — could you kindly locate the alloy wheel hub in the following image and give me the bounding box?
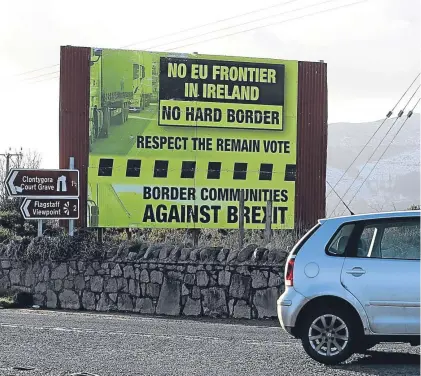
[308,314,349,357]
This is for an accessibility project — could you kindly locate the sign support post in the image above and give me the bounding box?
[238,190,245,249]
[69,157,75,237]
[97,227,103,243]
[192,229,199,247]
[264,200,273,244]
[37,219,43,237]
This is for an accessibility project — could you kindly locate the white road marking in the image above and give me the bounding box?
[0,309,282,330]
[0,322,297,347]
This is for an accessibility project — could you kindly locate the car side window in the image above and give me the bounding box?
[326,224,355,256]
[380,222,420,260]
[354,219,420,260]
[357,226,377,257]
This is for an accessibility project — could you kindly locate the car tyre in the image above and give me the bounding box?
[300,306,359,365]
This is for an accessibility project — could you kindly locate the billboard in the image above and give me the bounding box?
[87,48,298,229]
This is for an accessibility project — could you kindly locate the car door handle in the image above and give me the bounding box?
[346,267,366,276]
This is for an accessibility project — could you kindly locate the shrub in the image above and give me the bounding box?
[0,290,33,309]
[0,227,12,243]
[21,230,105,262]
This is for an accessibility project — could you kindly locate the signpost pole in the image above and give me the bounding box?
[37,220,43,237]
[69,157,75,237]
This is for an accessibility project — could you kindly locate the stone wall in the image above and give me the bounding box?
[0,244,286,319]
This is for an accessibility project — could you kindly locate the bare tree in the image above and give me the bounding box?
[0,149,42,200]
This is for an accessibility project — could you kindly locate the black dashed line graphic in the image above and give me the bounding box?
[259,163,273,181]
[126,159,141,177]
[207,162,221,180]
[93,159,294,182]
[285,164,296,182]
[233,163,247,180]
[181,161,196,179]
[154,160,169,178]
[98,158,114,177]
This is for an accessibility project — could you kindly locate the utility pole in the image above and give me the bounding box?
[1,148,23,200]
[0,148,23,176]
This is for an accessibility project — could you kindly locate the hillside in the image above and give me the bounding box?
[326,113,420,216]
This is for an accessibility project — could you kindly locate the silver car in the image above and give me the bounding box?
[277,210,420,364]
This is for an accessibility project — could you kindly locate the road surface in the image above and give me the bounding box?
[91,110,155,156]
[0,309,419,375]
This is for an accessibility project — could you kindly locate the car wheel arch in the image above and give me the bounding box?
[293,295,365,338]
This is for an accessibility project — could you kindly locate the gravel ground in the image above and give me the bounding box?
[0,309,419,376]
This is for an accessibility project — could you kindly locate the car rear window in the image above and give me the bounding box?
[326,223,355,256]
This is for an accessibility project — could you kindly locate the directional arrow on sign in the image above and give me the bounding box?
[5,169,79,198]
[22,199,30,218]
[7,170,18,195]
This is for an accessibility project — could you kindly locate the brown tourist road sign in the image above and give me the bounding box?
[5,169,79,197]
[20,198,79,220]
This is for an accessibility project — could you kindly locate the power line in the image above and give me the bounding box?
[329,84,420,217]
[30,73,60,84]
[330,86,420,216]
[145,0,341,52]
[326,72,420,199]
[340,98,420,214]
[14,63,59,77]
[27,0,335,83]
[27,0,365,84]
[18,0,302,79]
[22,70,60,82]
[326,181,354,215]
[166,0,367,51]
[121,0,302,49]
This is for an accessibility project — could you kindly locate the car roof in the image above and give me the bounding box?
[319,210,420,225]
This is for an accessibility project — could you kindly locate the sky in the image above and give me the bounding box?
[0,0,420,168]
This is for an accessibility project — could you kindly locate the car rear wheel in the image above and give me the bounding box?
[301,307,358,365]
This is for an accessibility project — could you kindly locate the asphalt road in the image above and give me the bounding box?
[0,309,419,376]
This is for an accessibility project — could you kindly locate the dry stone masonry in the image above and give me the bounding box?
[0,243,287,319]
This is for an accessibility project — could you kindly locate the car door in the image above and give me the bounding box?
[340,217,420,335]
